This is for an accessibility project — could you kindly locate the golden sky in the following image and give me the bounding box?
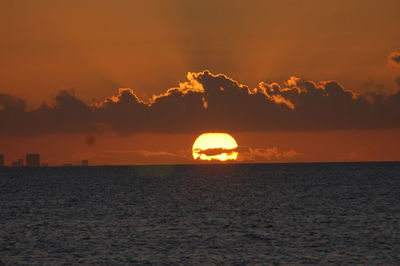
[1,0,400,164]
[1,0,400,104]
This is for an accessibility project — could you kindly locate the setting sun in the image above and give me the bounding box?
[192,133,238,161]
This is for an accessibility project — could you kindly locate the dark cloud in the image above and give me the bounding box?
[194,148,237,157]
[1,70,400,137]
[388,52,400,87]
[0,94,26,112]
[389,52,400,65]
[388,52,400,89]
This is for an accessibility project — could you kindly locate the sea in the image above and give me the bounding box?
[1,162,399,265]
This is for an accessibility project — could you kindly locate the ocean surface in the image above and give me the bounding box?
[1,162,399,265]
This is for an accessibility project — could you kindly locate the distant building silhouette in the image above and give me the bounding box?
[12,159,24,167]
[0,154,4,167]
[81,159,89,166]
[26,154,40,167]
[41,163,49,167]
[62,163,73,167]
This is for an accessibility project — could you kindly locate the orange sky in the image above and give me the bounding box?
[1,0,400,165]
[1,130,399,166]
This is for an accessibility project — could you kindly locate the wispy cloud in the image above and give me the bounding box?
[238,146,301,162]
[83,149,191,165]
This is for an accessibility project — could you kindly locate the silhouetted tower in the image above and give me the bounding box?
[26,154,40,167]
[81,159,89,166]
[12,159,24,167]
[0,154,4,167]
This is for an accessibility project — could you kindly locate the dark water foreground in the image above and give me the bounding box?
[1,163,399,264]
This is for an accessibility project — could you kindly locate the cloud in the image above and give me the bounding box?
[1,70,400,137]
[388,52,400,89]
[389,52,400,66]
[92,149,191,165]
[238,146,301,162]
[86,146,299,165]
[194,147,237,157]
[0,94,26,112]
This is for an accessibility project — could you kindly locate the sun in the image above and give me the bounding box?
[192,133,238,161]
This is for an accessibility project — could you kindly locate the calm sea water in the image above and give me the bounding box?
[1,163,399,265]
